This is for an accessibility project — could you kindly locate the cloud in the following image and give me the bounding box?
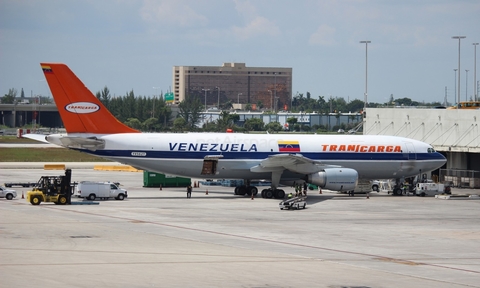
[231,0,280,40]
[309,24,337,46]
[231,16,280,40]
[140,0,208,27]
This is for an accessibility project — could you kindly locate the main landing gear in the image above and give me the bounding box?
[234,185,258,197]
[233,185,285,199]
[260,188,285,199]
[391,178,409,196]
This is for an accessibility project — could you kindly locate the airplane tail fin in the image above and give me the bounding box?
[40,63,139,134]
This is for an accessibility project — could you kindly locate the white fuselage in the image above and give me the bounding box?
[51,133,446,182]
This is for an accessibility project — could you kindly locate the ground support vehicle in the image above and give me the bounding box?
[416,182,449,197]
[77,181,127,200]
[0,186,17,200]
[279,196,307,210]
[26,169,72,205]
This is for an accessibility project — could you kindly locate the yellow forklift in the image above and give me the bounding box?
[26,169,72,205]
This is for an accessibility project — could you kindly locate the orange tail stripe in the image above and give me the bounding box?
[40,63,139,134]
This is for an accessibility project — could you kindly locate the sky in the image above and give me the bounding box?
[1,0,479,105]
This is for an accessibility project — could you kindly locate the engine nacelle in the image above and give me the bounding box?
[307,168,358,191]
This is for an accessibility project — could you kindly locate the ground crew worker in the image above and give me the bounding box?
[287,192,293,199]
[186,185,192,198]
[303,182,308,196]
[294,185,299,197]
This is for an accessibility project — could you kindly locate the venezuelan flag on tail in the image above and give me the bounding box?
[278,140,301,152]
[40,63,139,134]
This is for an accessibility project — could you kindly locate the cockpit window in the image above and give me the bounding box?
[427,148,436,153]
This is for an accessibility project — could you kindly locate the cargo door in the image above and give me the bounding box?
[201,155,224,175]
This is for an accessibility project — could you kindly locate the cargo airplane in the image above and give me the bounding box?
[28,63,446,198]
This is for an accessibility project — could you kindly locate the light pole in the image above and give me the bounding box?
[237,93,242,104]
[274,73,277,112]
[454,69,458,105]
[465,69,469,101]
[215,86,220,108]
[202,88,209,111]
[473,43,479,101]
[360,40,371,111]
[452,36,466,106]
[268,90,273,111]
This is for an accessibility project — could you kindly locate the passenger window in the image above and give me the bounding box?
[110,184,117,189]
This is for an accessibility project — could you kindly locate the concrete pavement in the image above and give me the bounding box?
[1,167,479,287]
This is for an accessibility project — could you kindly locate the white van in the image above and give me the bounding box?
[77,182,128,200]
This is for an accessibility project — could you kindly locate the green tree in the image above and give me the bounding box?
[221,100,233,110]
[215,111,239,132]
[178,95,203,130]
[265,121,283,133]
[1,88,17,104]
[173,117,187,132]
[286,117,298,128]
[244,118,264,131]
[346,99,364,112]
[143,117,158,131]
[124,118,142,130]
[96,86,111,110]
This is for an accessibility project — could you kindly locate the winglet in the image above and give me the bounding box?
[40,63,139,134]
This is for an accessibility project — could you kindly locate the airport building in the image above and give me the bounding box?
[172,63,292,110]
[364,108,480,187]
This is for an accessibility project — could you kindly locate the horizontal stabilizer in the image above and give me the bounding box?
[45,135,105,151]
[22,133,50,144]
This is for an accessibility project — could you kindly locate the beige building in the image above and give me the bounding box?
[172,63,292,110]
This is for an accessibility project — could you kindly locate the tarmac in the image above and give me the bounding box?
[1,163,479,288]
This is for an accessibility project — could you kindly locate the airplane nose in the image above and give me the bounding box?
[436,152,447,167]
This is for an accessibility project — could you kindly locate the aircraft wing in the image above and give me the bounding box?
[250,153,341,174]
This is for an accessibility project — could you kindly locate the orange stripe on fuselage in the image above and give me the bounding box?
[40,63,139,134]
[321,144,402,152]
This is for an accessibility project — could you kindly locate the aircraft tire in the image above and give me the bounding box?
[237,186,247,196]
[265,190,273,198]
[274,189,285,199]
[248,186,258,196]
[393,188,402,196]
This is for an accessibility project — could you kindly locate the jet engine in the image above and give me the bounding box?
[307,168,358,191]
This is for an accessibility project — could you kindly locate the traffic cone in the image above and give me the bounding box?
[205,189,208,195]
[319,188,322,194]
[22,191,24,199]
[159,184,162,191]
[251,193,254,200]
